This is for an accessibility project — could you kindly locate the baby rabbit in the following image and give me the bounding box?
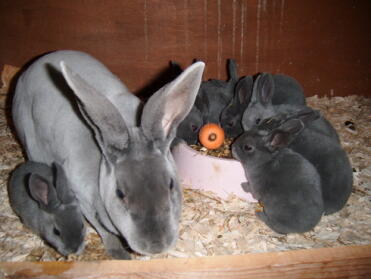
[243,74,352,214]
[175,59,239,144]
[242,73,339,142]
[197,59,239,125]
[232,118,324,234]
[8,161,86,256]
[272,74,306,105]
[175,96,204,145]
[276,108,353,215]
[221,73,306,138]
[220,76,254,138]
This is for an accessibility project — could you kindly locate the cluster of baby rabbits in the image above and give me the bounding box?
[232,73,353,233]
[8,51,352,259]
[177,61,352,234]
[176,60,310,143]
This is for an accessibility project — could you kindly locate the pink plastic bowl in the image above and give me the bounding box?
[172,142,256,202]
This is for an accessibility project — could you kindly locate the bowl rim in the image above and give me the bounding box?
[177,142,239,163]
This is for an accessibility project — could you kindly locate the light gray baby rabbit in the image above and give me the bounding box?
[221,73,306,138]
[8,161,86,256]
[232,118,324,234]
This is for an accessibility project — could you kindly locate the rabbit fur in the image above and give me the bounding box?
[12,50,205,258]
[8,161,86,256]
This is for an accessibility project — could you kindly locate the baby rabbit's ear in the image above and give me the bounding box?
[294,107,321,125]
[235,76,254,105]
[252,73,275,105]
[267,119,304,151]
[141,62,205,142]
[28,173,60,211]
[60,62,129,163]
[227,59,239,82]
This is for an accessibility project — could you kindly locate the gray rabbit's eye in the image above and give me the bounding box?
[169,179,174,190]
[243,144,253,152]
[53,227,61,236]
[227,120,235,127]
[191,124,198,132]
[116,188,125,200]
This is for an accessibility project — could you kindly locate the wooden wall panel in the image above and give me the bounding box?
[0,0,370,97]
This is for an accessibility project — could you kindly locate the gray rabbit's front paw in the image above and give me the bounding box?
[241,181,251,192]
[104,234,131,259]
[108,248,131,260]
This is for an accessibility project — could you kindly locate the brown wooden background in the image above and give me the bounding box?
[0,0,370,97]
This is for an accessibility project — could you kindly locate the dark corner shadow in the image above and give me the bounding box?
[135,61,183,102]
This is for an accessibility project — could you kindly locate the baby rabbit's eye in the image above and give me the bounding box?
[227,121,235,127]
[243,144,253,152]
[116,188,126,200]
[191,124,198,132]
[53,227,61,236]
[255,118,261,125]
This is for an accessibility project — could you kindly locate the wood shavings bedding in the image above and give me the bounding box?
[0,67,370,261]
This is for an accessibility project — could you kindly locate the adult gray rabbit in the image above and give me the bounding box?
[197,59,239,125]
[8,161,86,256]
[232,118,323,234]
[12,50,205,259]
[242,73,339,141]
[221,73,306,138]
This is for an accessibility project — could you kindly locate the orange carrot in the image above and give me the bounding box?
[199,123,225,150]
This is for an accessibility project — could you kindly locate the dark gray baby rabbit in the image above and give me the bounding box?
[242,73,339,142]
[220,76,254,138]
[175,96,204,145]
[175,59,239,144]
[221,73,306,138]
[197,59,239,125]
[277,108,353,215]
[243,74,351,214]
[8,161,86,256]
[232,119,324,234]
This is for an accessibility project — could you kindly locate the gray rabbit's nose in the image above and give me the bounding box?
[61,243,84,256]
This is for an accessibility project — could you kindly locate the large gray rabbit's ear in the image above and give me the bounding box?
[141,61,205,142]
[266,119,304,151]
[235,76,254,105]
[60,62,129,163]
[53,163,75,204]
[252,73,275,105]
